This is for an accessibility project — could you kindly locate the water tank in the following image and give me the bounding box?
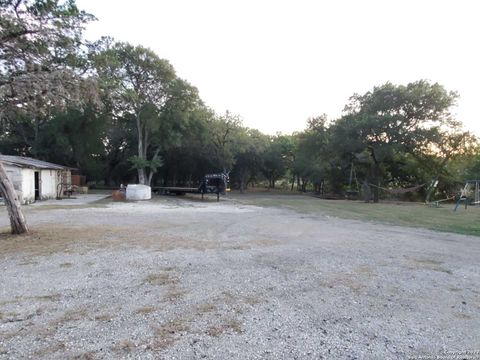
[126,184,151,201]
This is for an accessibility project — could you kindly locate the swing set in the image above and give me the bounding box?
[346,162,360,199]
[345,162,478,211]
[347,163,426,199]
[425,179,455,208]
[453,180,480,211]
[369,183,425,195]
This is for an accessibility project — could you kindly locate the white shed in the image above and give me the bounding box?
[0,155,72,204]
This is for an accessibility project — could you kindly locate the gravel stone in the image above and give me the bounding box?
[0,195,479,359]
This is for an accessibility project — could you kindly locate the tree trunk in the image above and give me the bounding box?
[32,117,40,158]
[172,171,177,187]
[368,148,381,203]
[147,171,154,186]
[373,169,382,203]
[362,179,371,203]
[0,162,28,234]
[135,108,148,186]
[301,178,307,192]
[239,176,245,194]
[137,168,147,185]
[373,180,380,203]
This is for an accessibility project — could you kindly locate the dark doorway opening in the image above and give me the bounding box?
[34,171,40,200]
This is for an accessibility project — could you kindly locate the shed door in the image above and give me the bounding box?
[34,171,40,200]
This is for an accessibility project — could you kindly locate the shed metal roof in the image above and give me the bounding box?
[0,155,72,170]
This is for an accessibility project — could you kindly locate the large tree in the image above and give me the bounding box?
[231,128,268,192]
[419,121,477,202]
[207,111,243,173]
[92,41,179,185]
[0,0,96,234]
[1,0,97,116]
[261,135,294,189]
[292,116,330,193]
[336,80,459,202]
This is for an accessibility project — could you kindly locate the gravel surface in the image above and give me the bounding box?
[0,196,479,359]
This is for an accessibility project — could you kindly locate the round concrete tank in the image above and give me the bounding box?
[126,184,151,201]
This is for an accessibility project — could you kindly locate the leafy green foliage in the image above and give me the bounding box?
[91,41,180,185]
[230,128,268,192]
[1,1,477,198]
[292,116,330,192]
[261,135,294,189]
[0,0,98,115]
[207,111,243,173]
[329,80,468,201]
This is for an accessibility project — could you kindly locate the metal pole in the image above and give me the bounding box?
[476,181,479,205]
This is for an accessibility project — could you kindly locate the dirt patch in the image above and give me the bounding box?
[112,339,136,354]
[195,303,217,314]
[50,307,90,327]
[1,307,43,324]
[163,285,187,302]
[143,272,179,286]
[94,313,113,322]
[243,295,265,306]
[356,265,375,276]
[17,260,39,266]
[413,259,453,274]
[0,327,24,341]
[33,203,109,211]
[0,225,131,256]
[135,306,156,315]
[0,224,217,257]
[449,287,463,292]
[32,342,66,358]
[71,351,97,360]
[206,318,243,337]
[319,270,375,294]
[246,239,282,247]
[33,294,61,302]
[0,311,19,322]
[148,318,190,350]
[1,196,479,359]
[453,313,472,320]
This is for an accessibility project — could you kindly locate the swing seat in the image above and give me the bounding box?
[426,196,455,208]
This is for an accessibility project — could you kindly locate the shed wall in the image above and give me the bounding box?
[21,168,35,204]
[2,164,71,204]
[40,169,59,199]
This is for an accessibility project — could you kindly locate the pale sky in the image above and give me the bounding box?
[77,0,480,135]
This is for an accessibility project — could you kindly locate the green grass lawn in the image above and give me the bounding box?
[233,193,480,236]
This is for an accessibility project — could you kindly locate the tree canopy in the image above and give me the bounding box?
[1,0,478,211]
[0,0,98,233]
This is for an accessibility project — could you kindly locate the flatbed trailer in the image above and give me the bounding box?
[154,187,199,195]
[153,173,229,201]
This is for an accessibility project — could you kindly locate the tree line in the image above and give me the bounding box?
[1,0,479,212]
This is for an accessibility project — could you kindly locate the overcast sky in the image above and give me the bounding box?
[77,0,480,135]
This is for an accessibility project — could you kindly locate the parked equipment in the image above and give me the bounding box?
[155,173,230,201]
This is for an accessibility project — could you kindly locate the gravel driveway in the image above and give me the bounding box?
[0,196,479,359]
